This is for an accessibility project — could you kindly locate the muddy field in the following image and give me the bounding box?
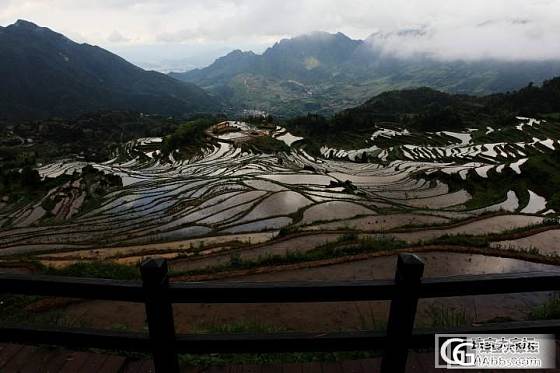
[53,252,560,333]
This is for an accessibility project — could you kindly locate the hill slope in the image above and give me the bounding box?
[0,20,220,120]
[170,31,560,117]
[284,76,560,146]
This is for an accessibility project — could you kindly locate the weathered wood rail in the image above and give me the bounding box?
[1,253,560,372]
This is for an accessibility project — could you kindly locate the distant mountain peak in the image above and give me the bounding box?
[9,19,47,32]
[296,31,352,39]
[170,28,560,117]
[13,19,39,28]
[225,49,256,57]
[273,31,356,48]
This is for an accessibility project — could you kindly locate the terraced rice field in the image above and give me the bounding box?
[2,119,560,337]
[323,118,560,177]
[0,120,558,265]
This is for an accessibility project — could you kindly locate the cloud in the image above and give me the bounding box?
[0,0,559,63]
[368,16,560,61]
[107,30,130,43]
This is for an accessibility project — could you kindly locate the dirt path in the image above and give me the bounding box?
[168,214,547,273]
[60,251,560,333]
[169,232,345,272]
[491,228,560,255]
[390,215,544,243]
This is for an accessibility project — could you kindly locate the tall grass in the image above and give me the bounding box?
[423,304,471,329]
[41,261,140,280]
[174,235,407,277]
[528,295,560,320]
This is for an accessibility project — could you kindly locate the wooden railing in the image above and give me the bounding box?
[1,253,560,372]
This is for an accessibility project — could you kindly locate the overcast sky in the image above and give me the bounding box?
[1,0,559,71]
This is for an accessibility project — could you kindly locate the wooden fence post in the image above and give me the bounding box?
[380,253,425,373]
[140,258,180,373]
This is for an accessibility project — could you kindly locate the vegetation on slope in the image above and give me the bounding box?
[0,166,42,196]
[161,117,220,159]
[283,77,560,150]
[239,136,290,154]
[0,111,186,164]
[171,31,560,117]
[428,149,560,211]
[0,20,220,120]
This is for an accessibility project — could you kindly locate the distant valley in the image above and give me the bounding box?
[2,20,560,121]
[171,31,560,117]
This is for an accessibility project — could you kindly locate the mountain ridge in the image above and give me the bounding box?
[170,31,560,117]
[284,76,560,146]
[0,20,221,120]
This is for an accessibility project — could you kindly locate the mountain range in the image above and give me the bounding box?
[0,20,220,120]
[2,21,560,121]
[170,31,560,117]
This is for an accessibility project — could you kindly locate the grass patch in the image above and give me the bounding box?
[423,219,559,248]
[179,349,379,368]
[40,261,140,280]
[179,320,380,368]
[528,295,560,320]
[240,136,290,154]
[191,320,287,335]
[422,304,472,329]
[171,235,407,277]
[0,294,81,328]
[426,234,491,248]
[178,301,473,368]
[277,225,300,237]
